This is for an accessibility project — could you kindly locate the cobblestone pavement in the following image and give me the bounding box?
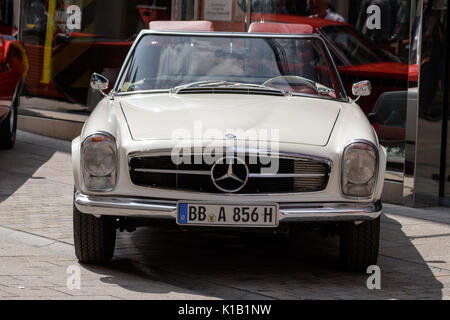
[0,131,450,299]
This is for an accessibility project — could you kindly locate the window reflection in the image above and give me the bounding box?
[356,0,411,60]
[7,0,416,185]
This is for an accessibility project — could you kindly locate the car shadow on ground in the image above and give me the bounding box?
[96,213,444,300]
[0,131,70,204]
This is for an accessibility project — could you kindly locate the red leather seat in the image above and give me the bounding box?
[297,88,318,95]
[149,21,215,32]
[248,22,313,34]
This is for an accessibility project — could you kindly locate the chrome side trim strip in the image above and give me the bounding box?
[127,148,333,167]
[134,168,211,175]
[133,168,326,179]
[249,173,327,178]
[74,192,381,222]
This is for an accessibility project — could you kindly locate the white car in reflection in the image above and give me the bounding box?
[72,22,386,272]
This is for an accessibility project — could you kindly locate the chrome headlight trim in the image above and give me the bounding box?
[341,140,379,200]
[81,131,118,192]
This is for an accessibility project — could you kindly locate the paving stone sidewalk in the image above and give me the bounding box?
[0,131,450,299]
[0,227,214,299]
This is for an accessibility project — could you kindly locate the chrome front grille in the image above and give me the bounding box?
[129,154,330,194]
[293,161,330,191]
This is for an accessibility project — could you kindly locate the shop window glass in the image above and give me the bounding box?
[320,25,399,65]
[11,0,413,186]
[0,0,13,34]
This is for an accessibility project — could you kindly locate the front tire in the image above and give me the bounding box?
[340,217,380,272]
[73,204,117,265]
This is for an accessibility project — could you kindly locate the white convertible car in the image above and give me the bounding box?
[72,22,386,272]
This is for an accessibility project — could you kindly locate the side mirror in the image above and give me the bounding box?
[90,73,109,96]
[352,80,372,100]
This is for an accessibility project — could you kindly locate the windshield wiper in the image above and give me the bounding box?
[170,80,229,94]
[171,80,291,96]
[224,82,292,96]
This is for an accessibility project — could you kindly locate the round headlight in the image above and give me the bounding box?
[83,142,116,177]
[344,147,376,184]
[342,142,378,198]
[81,133,117,191]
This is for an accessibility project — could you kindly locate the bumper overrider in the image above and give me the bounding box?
[74,191,382,223]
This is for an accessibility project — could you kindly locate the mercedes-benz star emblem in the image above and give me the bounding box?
[211,156,249,193]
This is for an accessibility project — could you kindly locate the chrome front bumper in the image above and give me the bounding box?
[74,192,382,223]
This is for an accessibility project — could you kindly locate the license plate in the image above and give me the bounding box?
[177,203,278,227]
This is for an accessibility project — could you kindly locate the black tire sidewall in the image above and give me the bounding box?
[73,203,117,265]
[0,82,20,149]
[340,217,381,273]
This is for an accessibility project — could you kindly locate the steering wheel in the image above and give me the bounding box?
[263,76,319,94]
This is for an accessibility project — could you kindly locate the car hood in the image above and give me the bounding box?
[120,93,341,146]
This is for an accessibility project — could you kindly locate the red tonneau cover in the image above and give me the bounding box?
[248,22,313,34]
[149,21,214,32]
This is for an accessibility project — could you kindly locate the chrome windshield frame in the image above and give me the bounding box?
[113,30,349,101]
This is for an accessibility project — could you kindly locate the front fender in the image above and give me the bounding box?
[375,145,387,200]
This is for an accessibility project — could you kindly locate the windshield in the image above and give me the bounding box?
[320,25,399,66]
[117,34,344,100]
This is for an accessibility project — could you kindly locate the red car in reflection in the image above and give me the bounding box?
[249,15,409,116]
[20,3,169,111]
[0,34,28,149]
